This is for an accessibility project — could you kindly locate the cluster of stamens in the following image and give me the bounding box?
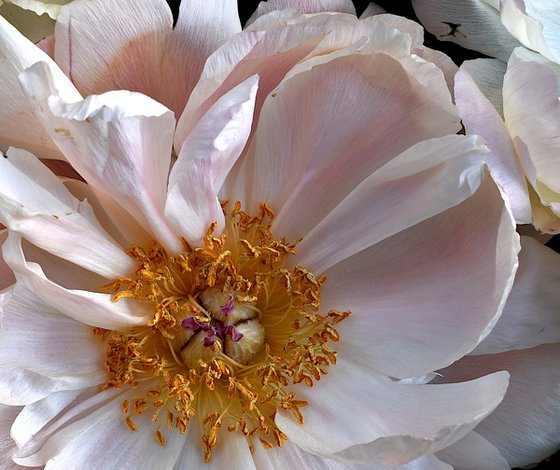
[95,202,350,462]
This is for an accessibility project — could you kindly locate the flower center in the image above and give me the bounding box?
[96,202,350,462]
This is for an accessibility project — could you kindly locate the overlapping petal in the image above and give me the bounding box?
[246,0,356,26]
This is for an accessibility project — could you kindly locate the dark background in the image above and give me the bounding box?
[166,0,559,468]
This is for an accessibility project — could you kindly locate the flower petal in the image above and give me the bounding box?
[0,230,16,291]
[2,232,150,329]
[360,3,386,18]
[411,0,521,61]
[228,51,459,240]
[320,171,519,378]
[0,15,65,159]
[3,0,71,20]
[18,60,182,252]
[13,386,186,468]
[455,59,532,224]
[501,0,560,64]
[0,404,25,470]
[473,236,560,354]
[0,147,135,278]
[246,0,356,26]
[165,75,258,246]
[436,432,509,470]
[295,135,489,273]
[275,358,509,466]
[252,440,451,470]
[0,285,106,405]
[437,344,560,468]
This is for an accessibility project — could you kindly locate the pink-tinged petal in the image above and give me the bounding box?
[501,0,560,64]
[455,59,532,224]
[2,232,150,329]
[411,0,521,61]
[228,51,459,240]
[13,386,185,468]
[503,49,560,214]
[54,0,239,116]
[276,358,509,466]
[246,0,356,26]
[175,422,255,469]
[165,76,258,246]
[295,135,488,273]
[474,237,560,354]
[0,404,28,470]
[0,15,67,159]
[19,61,182,252]
[63,179,152,249]
[0,148,135,278]
[0,230,16,291]
[360,3,386,18]
[0,285,106,405]
[321,172,519,379]
[436,432,509,470]
[437,344,560,468]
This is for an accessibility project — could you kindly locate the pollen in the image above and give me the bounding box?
[96,202,350,462]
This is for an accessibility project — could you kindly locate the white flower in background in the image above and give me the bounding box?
[0,1,522,468]
[456,47,560,233]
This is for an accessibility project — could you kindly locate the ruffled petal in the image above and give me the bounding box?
[0,285,106,405]
[474,237,560,354]
[437,344,560,468]
[320,172,519,378]
[246,0,356,26]
[411,0,521,61]
[436,432,509,470]
[2,232,150,329]
[455,59,532,224]
[275,358,509,466]
[501,0,560,64]
[228,51,459,240]
[18,60,181,252]
[295,135,489,273]
[0,230,16,291]
[0,147,135,278]
[165,76,258,246]
[0,15,64,159]
[503,48,560,232]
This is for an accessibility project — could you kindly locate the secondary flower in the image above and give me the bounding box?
[0,2,520,469]
[455,47,560,233]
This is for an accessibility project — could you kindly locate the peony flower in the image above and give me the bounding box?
[0,1,522,468]
[456,46,560,233]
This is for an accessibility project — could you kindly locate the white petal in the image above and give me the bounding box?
[474,236,560,354]
[3,0,71,20]
[18,60,182,252]
[320,172,519,378]
[2,232,150,329]
[295,135,489,273]
[0,15,66,159]
[455,60,532,223]
[253,439,451,469]
[0,404,23,470]
[411,0,521,61]
[0,147,135,278]
[501,0,560,64]
[360,3,386,18]
[14,386,186,468]
[275,358,509,466]
[246,0,356,26]
[228,51,459,238]
[165,76,258,246]
[438,344,560,468]
[436,432,509,470]
[0,285,106,405]
[0,230,16,291]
